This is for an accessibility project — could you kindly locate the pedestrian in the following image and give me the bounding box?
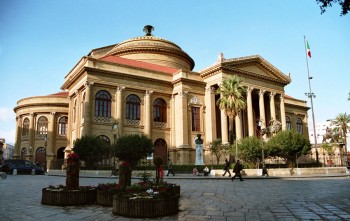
[192,167,199,176]
[222,158,231,177]
[166,158,175,176]
[231,160,244,181]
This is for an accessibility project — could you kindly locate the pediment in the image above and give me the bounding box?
[221,55,291,85]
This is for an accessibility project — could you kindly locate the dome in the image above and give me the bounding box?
[106,27,195,70]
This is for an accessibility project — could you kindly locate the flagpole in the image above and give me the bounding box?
[304,35,319,164]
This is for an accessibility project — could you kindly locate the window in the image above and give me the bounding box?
[97,135,110,145]
[296,118,303,134]
[191,107,200,131]
[286,116,291,130]
[22,118,30,137]
[95,90,112,117]
[58,116,68,136]
[126,94,140,120]
[153,98,167,122]
[37,116,48,137]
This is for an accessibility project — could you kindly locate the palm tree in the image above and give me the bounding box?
[216,75,247,144]
[332,113,350,153]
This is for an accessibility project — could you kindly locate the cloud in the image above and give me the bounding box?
[0,128,16,144]
[0,107,15,121]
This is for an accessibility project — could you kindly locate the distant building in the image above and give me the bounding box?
[13,26,309,169]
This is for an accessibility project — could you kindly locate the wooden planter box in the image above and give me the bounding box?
[96,191,114,207]
[41,188,96,206]
[112,195,180,218]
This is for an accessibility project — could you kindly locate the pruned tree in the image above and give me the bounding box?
[73,135,110,169]
[209,139,229,165]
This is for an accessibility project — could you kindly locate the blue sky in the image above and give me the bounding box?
[1,0,349,144]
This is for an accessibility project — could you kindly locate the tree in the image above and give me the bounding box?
[114,134,153,167]
[316,0,350,16]
[331,113,350,153]
[73,135,110,169]
[236,136,263,164]
[265,130,311,167]
[216,75,247,144]
[209,139,229,165]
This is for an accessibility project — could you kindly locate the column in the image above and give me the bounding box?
[48,112,56,156]
[14,116,22,159]
[175,91,189,147]
[170,95,176,148]
[81,81,93,136]
[144,90,153,138]
[259,89,266,130]
[269,92,276,121]
[28,113,35,150]
[280,94,286,130]
[205,86,216,143]
[247,87,254,136]
[220,110,228,144]
[235,112,242,140]
[116,86,124,136]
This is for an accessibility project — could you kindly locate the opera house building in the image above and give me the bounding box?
[13,26,309,170]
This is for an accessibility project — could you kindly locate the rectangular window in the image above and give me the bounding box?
[191,107,200,132]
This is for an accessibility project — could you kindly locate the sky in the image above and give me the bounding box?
[0,0,349,145]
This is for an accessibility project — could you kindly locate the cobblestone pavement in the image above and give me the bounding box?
[1,175,350,221]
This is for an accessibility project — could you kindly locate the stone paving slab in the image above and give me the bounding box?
[1,175,350,220]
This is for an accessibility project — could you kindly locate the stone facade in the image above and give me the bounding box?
[13,27,309,168]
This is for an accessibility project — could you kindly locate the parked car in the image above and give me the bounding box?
[0,159,45,175]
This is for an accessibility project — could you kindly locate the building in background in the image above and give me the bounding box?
[13,26,309,169]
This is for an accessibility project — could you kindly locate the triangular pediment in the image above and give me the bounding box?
[219,55,291,85]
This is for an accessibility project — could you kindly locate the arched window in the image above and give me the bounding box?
[58,116,68,136]
[22,118,30,137]
[296,118,303,134]
[126,94,140,120]
[97,135,111,145]
[37,116,48,137]
[95,90,112,118]
[153,98,167,122]
[286,116,291,130]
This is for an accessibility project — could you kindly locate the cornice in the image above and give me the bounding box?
[108,47,195,70]
[14,103,69,112]
[85,67,173,87]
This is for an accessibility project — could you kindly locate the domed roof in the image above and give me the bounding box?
[106,26,195,70]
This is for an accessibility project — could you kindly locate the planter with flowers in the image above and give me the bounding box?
[41,153,97,206]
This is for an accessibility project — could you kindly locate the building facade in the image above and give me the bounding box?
[13,27,309,169]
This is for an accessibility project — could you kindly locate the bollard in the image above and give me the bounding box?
[13,169,17,175]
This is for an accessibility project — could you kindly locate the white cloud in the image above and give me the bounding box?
[0,128,16,144]
[0,107,15,121]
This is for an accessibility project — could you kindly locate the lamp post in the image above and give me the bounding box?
[43,134,48,171]
[29,146,33,162]
[111,122,119,176]
[258,120,265,168]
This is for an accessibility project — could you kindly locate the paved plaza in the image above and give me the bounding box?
[1,175,350,221]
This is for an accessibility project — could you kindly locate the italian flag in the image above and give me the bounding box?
[306,40,311,58]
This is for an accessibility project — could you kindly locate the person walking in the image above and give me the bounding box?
[222,158,231,177]
[231,160,244,181]
[166,158,175,176]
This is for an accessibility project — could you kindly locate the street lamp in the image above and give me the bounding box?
[111,121,119,175]
[29,146,33,162]
[43,134,48,171]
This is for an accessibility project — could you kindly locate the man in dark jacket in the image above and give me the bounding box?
[222,158,231,177]
[231,160,244,181]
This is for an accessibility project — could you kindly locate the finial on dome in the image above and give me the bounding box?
[143,25,154,36]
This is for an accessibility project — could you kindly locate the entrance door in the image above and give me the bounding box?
[154,139,167,165]
[35,147,46,169]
